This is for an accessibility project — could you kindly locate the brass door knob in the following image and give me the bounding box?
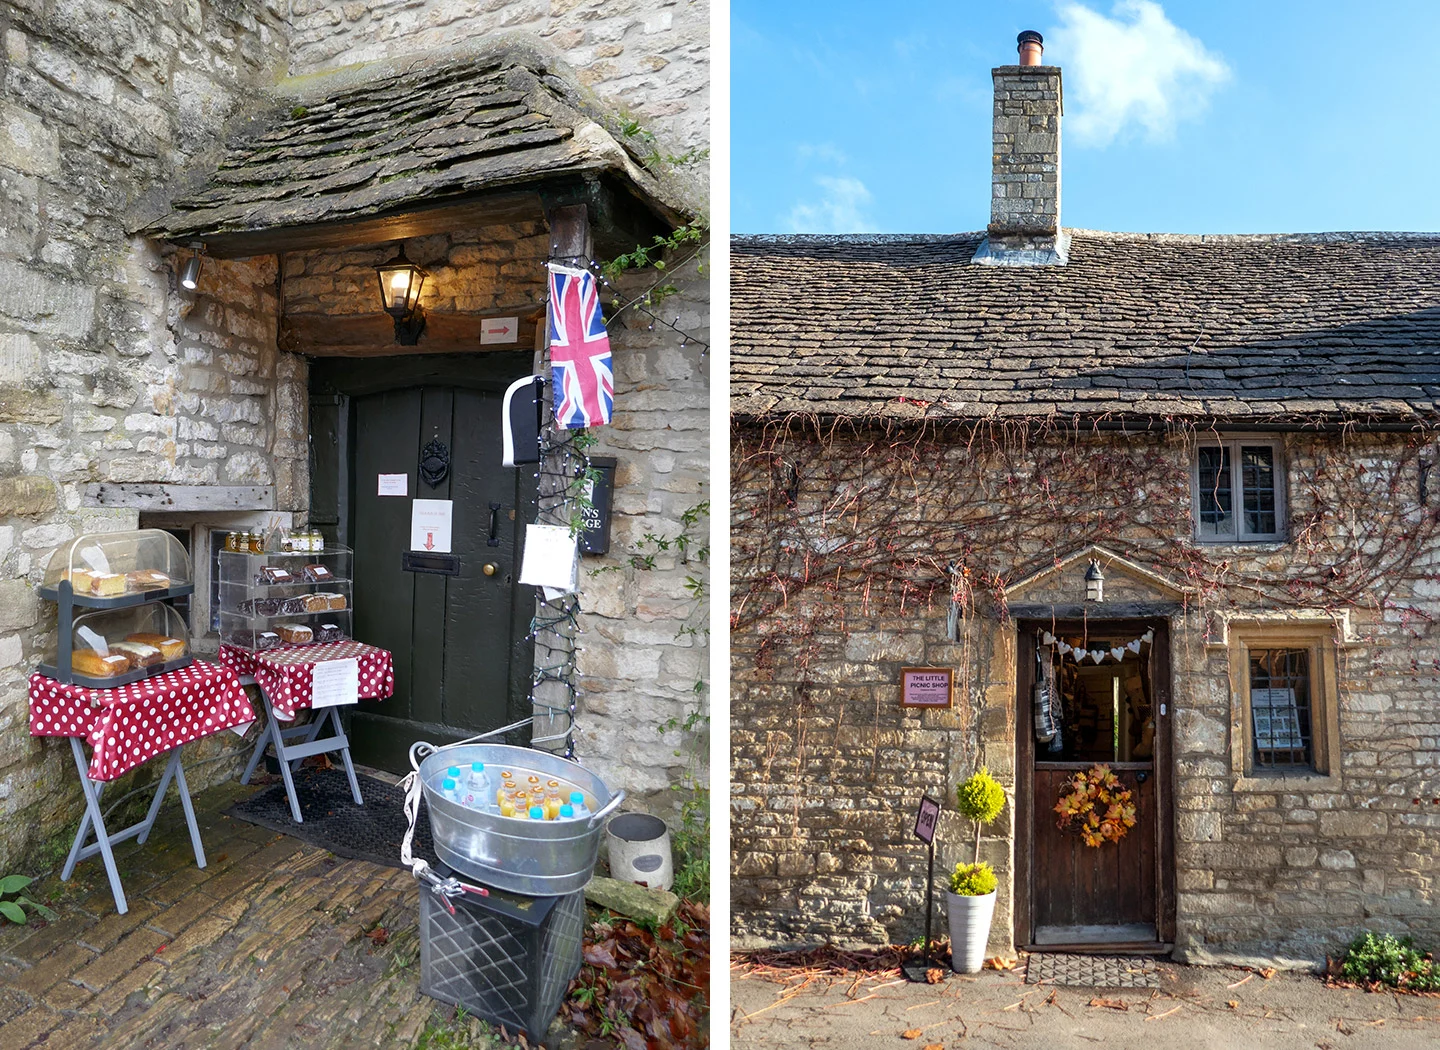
[482,562,499,576]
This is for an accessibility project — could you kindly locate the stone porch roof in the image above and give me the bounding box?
[731,231,1440,426]
[131,41,686,253]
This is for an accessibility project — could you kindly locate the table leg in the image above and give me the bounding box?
[61,738,129,916]
[334,710,363,805]
[288,712,327,774]
[240,712,275,785]
[172,751,207,869]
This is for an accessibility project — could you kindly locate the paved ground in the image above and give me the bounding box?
[732,956,1440,1050]
[0,773,564,1050]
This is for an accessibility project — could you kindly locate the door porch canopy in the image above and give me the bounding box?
[128,39,685,261]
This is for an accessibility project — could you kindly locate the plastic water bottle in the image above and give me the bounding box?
[440,777,461,804]
[528,805,544,821]
[466,763,492,811]
[560,804,575,819]
[569,791,590,818]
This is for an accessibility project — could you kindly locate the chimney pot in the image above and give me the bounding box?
[1017,30,1044,66]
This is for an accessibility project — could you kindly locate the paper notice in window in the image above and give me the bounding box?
[310,658,359,708]
[519,524,578,591]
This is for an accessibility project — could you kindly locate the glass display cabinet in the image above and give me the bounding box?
[38,529,195,687]
[217,545,353,651]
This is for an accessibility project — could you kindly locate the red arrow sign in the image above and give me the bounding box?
[424,532,435,550]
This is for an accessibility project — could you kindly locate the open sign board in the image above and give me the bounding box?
[913,795,941,845]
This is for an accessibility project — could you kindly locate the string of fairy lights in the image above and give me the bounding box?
[524,237,707,758]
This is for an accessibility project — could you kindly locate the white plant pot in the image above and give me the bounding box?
[945,889,997,973]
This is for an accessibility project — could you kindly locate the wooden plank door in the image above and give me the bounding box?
[312,365,536,773]
[1019,620,1173,947]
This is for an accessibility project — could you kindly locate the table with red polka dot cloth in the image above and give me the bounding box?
[28,661,256,782]
[217,641,394,721]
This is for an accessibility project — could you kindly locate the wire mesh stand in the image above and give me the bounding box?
[237,675,362,823]
[61,738,206,916]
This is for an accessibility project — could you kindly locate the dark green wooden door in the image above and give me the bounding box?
[310,356,536,772]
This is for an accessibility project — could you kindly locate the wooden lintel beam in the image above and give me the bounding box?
[85,484,276,511]
[280,309,544,356]
[195,191,547,259]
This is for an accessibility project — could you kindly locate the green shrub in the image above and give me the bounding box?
[0,875,56,926]
[948,862,997,897]
[955,768,1005,826]
[1342,932,1440,991]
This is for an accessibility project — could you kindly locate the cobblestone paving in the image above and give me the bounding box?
[0,777,567,1049]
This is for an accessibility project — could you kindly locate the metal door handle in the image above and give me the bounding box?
[487,502,501,547]
[482,563,498,576]
[1136,771,1148,784]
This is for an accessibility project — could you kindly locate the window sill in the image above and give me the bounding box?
[1233,771,1340,792]
[1192,537,1288,548]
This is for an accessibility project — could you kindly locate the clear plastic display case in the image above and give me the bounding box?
[39,604,193,687]
[41,529,193,605]
[217,545,353,651]
[38,529,196,687]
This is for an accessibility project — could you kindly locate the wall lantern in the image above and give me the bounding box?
[179,243,205,291]
[1084,558,1105,603]
[375,245,428,345]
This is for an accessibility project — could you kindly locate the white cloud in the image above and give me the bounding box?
[1051,0,1230,147]
[785,175,879,233]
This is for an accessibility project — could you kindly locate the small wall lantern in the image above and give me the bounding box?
[180,243,205,291]
[375,245,428,345]
[1084,558,1105,603]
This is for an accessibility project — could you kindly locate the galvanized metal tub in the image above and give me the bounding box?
[414,741,624,897]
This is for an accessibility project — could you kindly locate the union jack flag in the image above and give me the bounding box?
[547,265,613,428]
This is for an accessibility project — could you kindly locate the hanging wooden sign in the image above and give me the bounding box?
[900,667,954,709]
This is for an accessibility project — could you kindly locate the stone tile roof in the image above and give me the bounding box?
[134,43,682,244]
[731,231,1440,425]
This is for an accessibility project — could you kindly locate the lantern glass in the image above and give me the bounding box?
[375,250,427,318]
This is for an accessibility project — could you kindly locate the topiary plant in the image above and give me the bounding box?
[949,861,998,898]
[955,767,1006,864]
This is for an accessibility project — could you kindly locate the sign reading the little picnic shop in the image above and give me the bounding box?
[900,667,954,709]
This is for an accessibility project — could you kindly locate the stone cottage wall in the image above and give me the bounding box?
[0,0,304,871]
[731,426,1440,963]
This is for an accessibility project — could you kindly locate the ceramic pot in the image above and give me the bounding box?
[945,889,997,973]
[606,812,674,890]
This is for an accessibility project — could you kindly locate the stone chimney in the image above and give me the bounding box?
[973,31,1069,266]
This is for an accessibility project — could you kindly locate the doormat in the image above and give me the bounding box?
[1025,954,1160,988]
[225,768,439,872]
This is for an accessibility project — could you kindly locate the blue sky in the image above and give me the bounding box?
[732,1,1440,235]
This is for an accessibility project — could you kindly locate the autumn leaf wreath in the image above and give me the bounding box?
[1054,763,1138,847]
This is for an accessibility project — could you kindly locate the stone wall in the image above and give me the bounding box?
[0,0,301,873]
[731,427,1440,963]
[989,64,1061,237]
[285,0,710,165]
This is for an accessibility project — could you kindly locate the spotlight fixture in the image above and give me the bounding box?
[375,245,429,345]
[180,243,204,291]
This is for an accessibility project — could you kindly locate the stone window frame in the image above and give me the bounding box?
[1227,623,1342,790]
[1191,436,1287,544]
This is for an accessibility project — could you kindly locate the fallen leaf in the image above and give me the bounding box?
[926,968,945,984]
[1226,1000,1238,1009]
[1088,997,1128,1011]
[923,1044,944,1050]
[901,1029,924,1039]
[1259,967,1276,979]
[985,956,1017,970]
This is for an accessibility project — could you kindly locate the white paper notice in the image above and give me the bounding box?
[378,473,408,497]
[410,499,453,553]
[310,658,359,708]
[479,316,520,344]
[519,523,578,591]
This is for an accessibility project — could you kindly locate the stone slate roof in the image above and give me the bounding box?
[134,43,681,244]
[731,231,1440,426]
